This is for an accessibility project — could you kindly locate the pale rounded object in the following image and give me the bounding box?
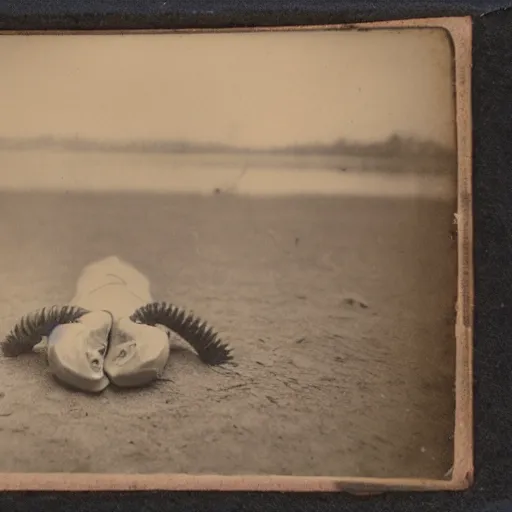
[47,311,112,393]
[103,317,170,388]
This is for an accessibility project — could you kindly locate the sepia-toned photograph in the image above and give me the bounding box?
[0,20,472,491]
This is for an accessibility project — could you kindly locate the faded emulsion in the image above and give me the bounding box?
[0,22,467,485]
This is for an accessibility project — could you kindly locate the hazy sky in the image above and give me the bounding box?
[0,29,455,148]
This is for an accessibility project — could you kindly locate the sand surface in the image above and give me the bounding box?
[0,188,457,478]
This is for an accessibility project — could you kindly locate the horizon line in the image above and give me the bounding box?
[0,134,456,155]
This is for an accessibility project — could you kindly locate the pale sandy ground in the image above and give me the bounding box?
[0,166,457,478]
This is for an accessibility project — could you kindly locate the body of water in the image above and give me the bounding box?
[0,149,456,200]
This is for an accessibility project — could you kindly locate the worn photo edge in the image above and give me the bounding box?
[0,14,473,493]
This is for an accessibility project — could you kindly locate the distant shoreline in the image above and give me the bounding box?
[0,134,455,163]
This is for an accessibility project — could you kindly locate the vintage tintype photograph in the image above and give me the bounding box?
[0,17,472,492]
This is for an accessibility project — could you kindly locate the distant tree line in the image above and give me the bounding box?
[0,133,455,161]
[279,134,455,160]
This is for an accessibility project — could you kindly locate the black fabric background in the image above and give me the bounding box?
[0,1,511,510]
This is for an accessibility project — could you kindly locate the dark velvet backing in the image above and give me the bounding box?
[0,1,511,510]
